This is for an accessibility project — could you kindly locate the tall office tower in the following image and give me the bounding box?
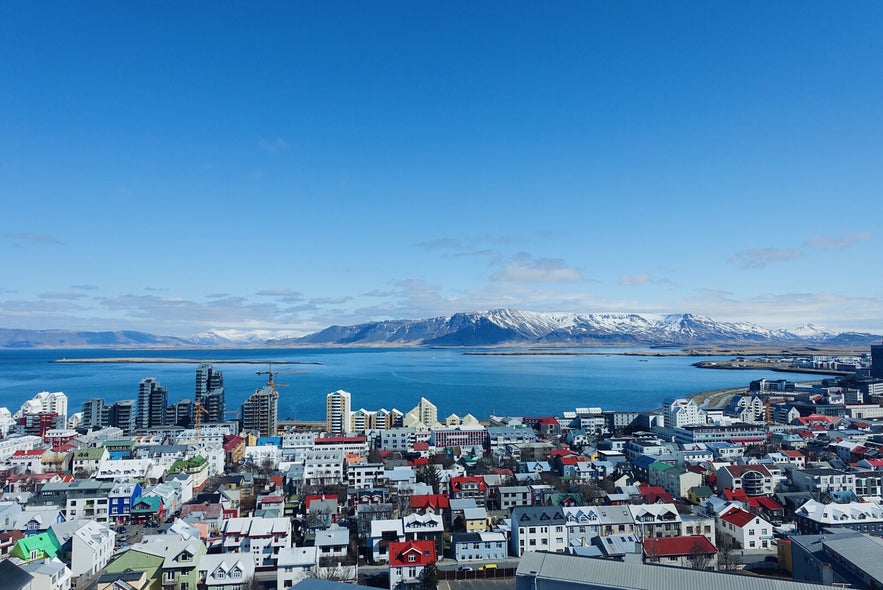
[106,400,137,434]
[872,342,883,379]
[325,389,352,435]
[195,363,225,423]
[137,377,168,430]
[81,398,106,429]
[241,386,278,437]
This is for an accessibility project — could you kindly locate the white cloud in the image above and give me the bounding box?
[491,254,583,283]
[804,232,872,250]
[728,247,802,269]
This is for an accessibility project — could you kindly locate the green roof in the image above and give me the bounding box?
[132,496,163,513]
[103,439,136,448]
[74,448,106,460]
[12,530,61,561]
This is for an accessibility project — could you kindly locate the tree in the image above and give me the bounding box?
[686,537,714,570]
[716,534,739,571]
[417,464,441,494]
[421,563,439,590]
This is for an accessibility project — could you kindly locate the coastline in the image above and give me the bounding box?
[52,358,323,365]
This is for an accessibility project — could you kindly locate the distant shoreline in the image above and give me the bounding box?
[52,358,323,365]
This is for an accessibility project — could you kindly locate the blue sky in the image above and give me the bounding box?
[1,2,882,337]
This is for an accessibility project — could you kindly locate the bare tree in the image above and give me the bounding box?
[716,534,739,571]
[686,537,714,570]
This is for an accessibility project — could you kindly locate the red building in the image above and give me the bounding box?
[388,540,437,590]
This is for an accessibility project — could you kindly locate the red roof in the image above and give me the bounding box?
[723,488,749,502]
[11,449,45,457]
[549,449,576,457]
[643,535,717,557]
[305,495,338,508]
[756,496,784,511]
[389,540,437,567]
[637,484,674,504]
[410,494,450,510]
[413,442,430,451]
[222,435,244,451]
[782,450,804,458]
[409,458,430,466]
[720,507,757,528]
[450,476,487,492]
[559,456,580,466]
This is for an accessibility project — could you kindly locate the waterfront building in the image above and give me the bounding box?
[136,378,167,431]
[165,398,193,427]
[81,398,105,429]
[404,397,439,429]
[663,398,706,429]
[871,341,883,379]
[325,390,352,435]
[104,400,136,434]
[195,363,225,423]
[16,391,68,422]
[241,386,278,437]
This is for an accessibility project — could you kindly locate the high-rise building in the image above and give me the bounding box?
[166,399,194,427]
[326,390,352,435]
[137,377,168,430]
[16,391,68,421]
[241,386,278,437]
[106,400,137,434]
[872,342,883,379]
[195,363,225,423]
[81,398,106,429]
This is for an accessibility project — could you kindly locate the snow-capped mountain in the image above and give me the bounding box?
[269,309,883,347]
[188,329,299,346]
[2,310,879,349]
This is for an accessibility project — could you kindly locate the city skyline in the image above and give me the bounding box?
[2,3,882,337]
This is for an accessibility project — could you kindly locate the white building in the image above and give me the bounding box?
[663,398,706,429]
[222,516,292,566]
[199,553,256,590]
[22,558,72,590]
[50,520,115,580]
[717,506,774,550]
[510,506,568,556]
[276,546,318,589]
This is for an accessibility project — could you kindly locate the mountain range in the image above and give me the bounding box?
[2,310,880,349]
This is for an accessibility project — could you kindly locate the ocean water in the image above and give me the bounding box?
[0,348,826,421]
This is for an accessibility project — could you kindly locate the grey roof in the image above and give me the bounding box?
[511,506,566,525]
[0,559,33,590]
[517,552,835,590]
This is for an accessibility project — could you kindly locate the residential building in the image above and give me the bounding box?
[451,531,507,562]
[241,386,278,437]
[198,553,255,590]
[510,506,567,556]
[136,378,167,431]
[326,390,352,435]
[221,516,292,566]
[388,540,437,590]
[717,506,774,549]
[795,499,883,536]
[628,503,682,540]
[642,535,718,569]
[663,398,706,429]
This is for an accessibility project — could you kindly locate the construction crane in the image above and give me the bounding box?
[194,399,209,442]
[255,363,309,392]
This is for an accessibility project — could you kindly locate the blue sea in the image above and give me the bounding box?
[0,348,826,421]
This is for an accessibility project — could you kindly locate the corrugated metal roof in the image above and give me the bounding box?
[518,552,828,590]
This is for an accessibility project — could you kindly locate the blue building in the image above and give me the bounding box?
[108,482,142,524]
